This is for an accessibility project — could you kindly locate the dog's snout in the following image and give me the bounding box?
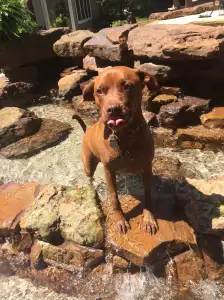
[107,104,122,115]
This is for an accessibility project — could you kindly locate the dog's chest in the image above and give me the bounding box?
[100,135,153,173]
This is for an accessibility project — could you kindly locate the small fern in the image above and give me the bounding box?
[0,0,37,42]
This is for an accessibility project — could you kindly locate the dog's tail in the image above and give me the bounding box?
[72,114,87,132]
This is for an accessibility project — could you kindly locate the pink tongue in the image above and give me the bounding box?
[107,119,125,126]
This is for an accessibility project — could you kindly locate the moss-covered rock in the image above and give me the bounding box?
[21,184,104,248]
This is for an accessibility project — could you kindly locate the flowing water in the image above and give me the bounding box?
[0,103,224,299]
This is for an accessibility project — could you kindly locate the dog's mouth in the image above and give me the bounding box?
[107,118,126,127]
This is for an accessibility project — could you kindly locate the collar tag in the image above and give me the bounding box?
[109,133,120,148]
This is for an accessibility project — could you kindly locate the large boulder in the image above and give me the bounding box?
[53,30,94,57]
[0,107,41,148]
[201,107,224,129]
[21,184,104,248]
[176,177,224,238]
[58,70,88,99]
[0,119,71,159]
[0,28,71,71]
[0,182,41,237]
[158,96,211,128]
[84,24,137,63]
[128,24,224,61]
[106,194,196,267]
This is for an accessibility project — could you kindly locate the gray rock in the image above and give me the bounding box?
[0,118,71,158]
[0,107,41,148]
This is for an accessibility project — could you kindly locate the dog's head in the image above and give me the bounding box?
[83,66,159,131]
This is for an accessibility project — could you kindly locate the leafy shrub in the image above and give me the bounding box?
[97,0,151,27]
[0,0,37,42]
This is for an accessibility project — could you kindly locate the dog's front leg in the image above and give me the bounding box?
[104,166,130,234]
[141,165,158,235]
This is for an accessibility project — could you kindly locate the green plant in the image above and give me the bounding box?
[0,0,37,42]
[52,0,70,28]
[97,0,151,27]
[52,13,69,27]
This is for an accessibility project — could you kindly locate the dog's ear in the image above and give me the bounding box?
[135,69,160,92]
[83,80,95,101]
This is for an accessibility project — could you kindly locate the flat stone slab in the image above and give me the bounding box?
[176,125,224,151]
[40,241,104,272]
[106,194,196,267]
[0,107,41,148]
[0,182,40,236]
[0,119,71,159]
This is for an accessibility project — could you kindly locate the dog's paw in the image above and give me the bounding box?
[141,211,158,235]
[113,211,130,234]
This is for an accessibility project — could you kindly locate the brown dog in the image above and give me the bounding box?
[74,66,159,235]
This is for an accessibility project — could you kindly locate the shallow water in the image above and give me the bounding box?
[0,103,224,299]
[0,104,223,189]
[0,269,223,300]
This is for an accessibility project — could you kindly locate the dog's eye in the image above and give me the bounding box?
[96,88,103,95]
[123,83,131,91]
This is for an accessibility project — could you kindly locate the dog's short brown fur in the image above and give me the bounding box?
[77,66,159,234]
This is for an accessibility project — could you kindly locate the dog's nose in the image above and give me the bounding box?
[107,104,122,115]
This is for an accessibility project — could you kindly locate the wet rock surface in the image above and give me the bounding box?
[53,30,94,58]
[0,119,71,159]
[0,107,41,148]
[106,194,196,267]
[201,107,224,129]
[158,96,211,128]
[128,24,224,61]
[166,250,206,283]
[0,182,40,236]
